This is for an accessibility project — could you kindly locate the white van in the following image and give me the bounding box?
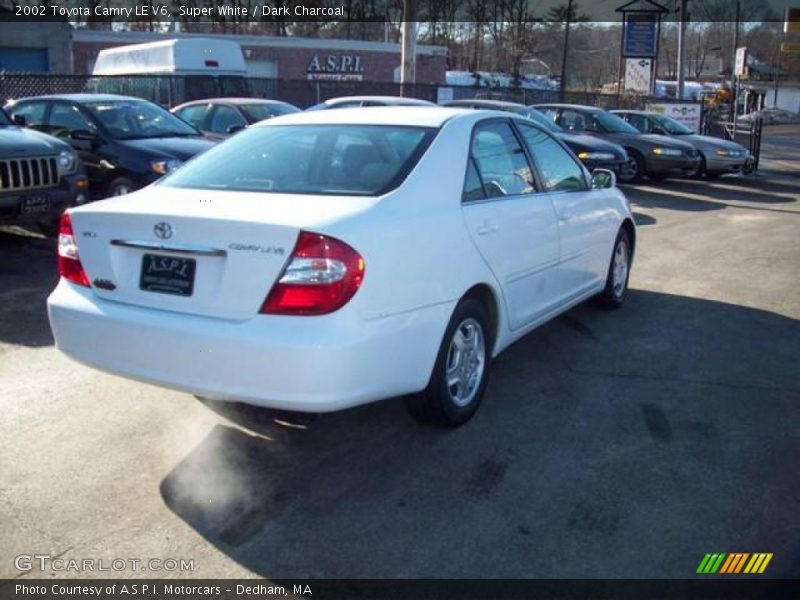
[90,38,249,104]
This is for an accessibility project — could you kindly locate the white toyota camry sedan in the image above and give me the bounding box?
[48,107,635,427]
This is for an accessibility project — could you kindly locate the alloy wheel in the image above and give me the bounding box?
[445,318,486,408]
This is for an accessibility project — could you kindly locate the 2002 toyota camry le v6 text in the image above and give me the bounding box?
[47,107,635,427]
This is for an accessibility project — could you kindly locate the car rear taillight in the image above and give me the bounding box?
[57,212,90,287]
[260,231,365,316]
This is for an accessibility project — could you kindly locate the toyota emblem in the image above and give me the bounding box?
[154,222,173,240]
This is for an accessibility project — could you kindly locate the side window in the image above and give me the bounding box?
[175,104,208,130]
[560,109,598,133]
[518,124,588,193]
[627,113,652,133]
[470,121,534,198]
[8,102,47,130]
[209,105,246,134]
[48,103,95,138]
[462,157,485,202]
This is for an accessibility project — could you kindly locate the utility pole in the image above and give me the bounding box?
[730,0,740,122]
[559,0,574,97]
[774,24,785,107]
[676,0,688,99]
[400,0,416,96]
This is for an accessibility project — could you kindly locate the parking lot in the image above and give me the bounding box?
[1,125,798,580]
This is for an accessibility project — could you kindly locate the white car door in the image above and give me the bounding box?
[462,119,561,331]
[516,122,617,300]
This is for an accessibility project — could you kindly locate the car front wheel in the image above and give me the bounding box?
[405,298,492,427]
[618,151,644,184]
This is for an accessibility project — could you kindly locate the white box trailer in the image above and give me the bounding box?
[89,38,250,106]
[92,38,247,76]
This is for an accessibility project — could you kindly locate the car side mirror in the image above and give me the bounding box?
[12,114,26,127]
[652,126,666,135]
[591,168,616,189]
[70,129,99,143]
[226,124,246,134]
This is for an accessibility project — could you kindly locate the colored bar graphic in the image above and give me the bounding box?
[697,554,713,573]
[702,552,773,575]
[744,554,760,573]
[734,553,750,573]
[710,553,726,573]
[719,554,736,574]
[758,553,773,573]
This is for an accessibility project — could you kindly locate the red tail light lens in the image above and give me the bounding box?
[260,231,365,316]
[57,212,90,287]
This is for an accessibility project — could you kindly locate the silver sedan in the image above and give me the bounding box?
[613,110,750,178]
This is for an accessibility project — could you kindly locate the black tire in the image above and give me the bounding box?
[106,176,136,198]
[405,298,492,427]
[618,150,644,184]
[595,228,632,309]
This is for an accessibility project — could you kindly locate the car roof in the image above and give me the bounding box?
[445,99,527,109]
[532,103,603,112]
[175,97,291,106]
[10,93,144,104]
[611,109,648,115]
[254,106,487,128]
[323,95,436,106]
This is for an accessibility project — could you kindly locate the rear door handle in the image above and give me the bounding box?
[476,223,499,235]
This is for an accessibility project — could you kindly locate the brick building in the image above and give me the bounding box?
[72,30,447,85]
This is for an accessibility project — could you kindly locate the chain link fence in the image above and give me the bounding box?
[2,72,676,111]
[2,71,758,167]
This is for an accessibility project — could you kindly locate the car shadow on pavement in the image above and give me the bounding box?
[623,176,799,215]
[159,289,800,578]
[0,227,57,348]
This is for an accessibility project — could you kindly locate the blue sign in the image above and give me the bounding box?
[624,15,658,57]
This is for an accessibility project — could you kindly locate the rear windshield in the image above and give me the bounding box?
[161,124,437,196]
[241,103,300,122]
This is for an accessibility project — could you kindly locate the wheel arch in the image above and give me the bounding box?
[461,282,501,354]
[621,217,636,261]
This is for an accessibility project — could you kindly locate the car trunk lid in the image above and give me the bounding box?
[68,187,376,319]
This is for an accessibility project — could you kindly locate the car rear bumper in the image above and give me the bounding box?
[47,280,452,413]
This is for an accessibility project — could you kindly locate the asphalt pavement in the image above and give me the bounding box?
[1,127,798,580]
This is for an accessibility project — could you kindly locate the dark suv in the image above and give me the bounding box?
[0,108,89,236]
[5,94,216,199]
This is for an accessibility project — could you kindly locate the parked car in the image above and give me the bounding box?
[612,110,750,178]
[5,94,217,199]
[0,107,89,237]
[443,99,628,174]
[533,104,701,183]
[47,107,634,427]
[172,98,301,139]
[306,96,437,110]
